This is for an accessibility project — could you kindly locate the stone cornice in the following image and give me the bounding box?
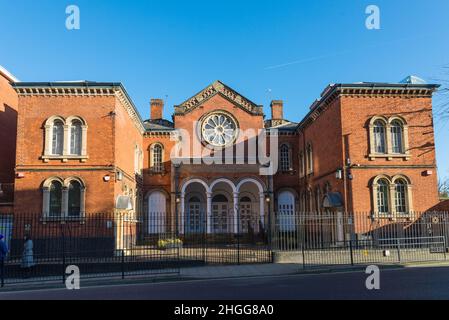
[13,83,145,134]
[174,80,264,116]
[297,84,440,132]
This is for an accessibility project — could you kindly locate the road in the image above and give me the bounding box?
[1,266,449,300]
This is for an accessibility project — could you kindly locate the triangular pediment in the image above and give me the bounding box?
[174,80,263,116]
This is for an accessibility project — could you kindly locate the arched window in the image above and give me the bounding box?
[390,120,404,154]
[49,180,63,217]
[70,120,82,155]
[151,144,164,173]
[299,152,305,177]
[44,116,87,161]
[52,120,64,155]
[394,179,408,214]
[373,120,386,154]
[68,180,81,217]
[306,144,313,174]
[376,179,390,214]
[43,177,85,219]
[280,144,291,172]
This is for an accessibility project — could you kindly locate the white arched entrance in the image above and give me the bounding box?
[148,191,166,234]
[277,191,296,231]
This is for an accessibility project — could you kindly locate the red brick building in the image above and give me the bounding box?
[0,67,442,244]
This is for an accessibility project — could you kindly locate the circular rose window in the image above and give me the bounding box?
[201,112,237,147]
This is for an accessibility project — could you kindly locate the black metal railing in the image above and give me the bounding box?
[0,212,271,287]
[272,211,449,268]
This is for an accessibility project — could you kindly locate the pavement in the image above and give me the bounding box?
[2,260,449,293]
[2,265,449,299]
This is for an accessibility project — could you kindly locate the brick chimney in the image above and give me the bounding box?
[150,99,164,120]
[271,100,284,120]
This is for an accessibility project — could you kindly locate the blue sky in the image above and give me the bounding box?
[1,0,448,180]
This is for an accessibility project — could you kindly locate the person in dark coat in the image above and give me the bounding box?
[0,234,8,283]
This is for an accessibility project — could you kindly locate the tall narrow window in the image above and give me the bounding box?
[152,144,163,173]
[373,121,386,154]
[49,180,63,217]
[68,181,81,217]
[376,179,390,214]
[299,152,305,177]
[70,120,82,155]
[390,120,404,154]
[52,120,64,155]
[280,144,291,172]
[394,179,407,214]
[306,144,313,174]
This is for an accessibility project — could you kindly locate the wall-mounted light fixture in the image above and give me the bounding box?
[103,175,111,182]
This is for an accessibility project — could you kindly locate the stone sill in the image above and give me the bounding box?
[41,217,86,224]
[369,154,411,161]
[372,214,414,221]
[41,155,89,163]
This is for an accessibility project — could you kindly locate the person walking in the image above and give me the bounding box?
[0,234,8,286]
[21,236,35,278]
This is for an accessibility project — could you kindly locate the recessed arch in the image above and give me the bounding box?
[210,178,236,193]
[181,178,210,194]
[66,115,87,126]
[42,176,64,189]
[236,178,265,194]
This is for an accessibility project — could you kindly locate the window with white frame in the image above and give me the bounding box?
[70,120,83,155]
[390,120,404,154]
[376,179,390,214]
[369,116,409,159]
[299,152,305,177]
[49,180,63,217]
[306,144,313,174]
[44,116,87,161]
[43,177,85,219]
[52,120,64,155]
[373,120,387,154]
[372,175,412,218]
[280,144,291,172]
[394,179,408,214]
[151,144,164,173]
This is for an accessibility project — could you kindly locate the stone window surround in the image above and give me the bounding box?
[42,176,86,222]
[371,174,414,221]
[149,142,165,174]
[279,143,293,173]
[369,116,410,161]
[42,116,88,163]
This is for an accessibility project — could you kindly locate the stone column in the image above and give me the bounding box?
[206,192,212,234]
[259,192,265,227]
[62,186,69,218]
[233,192,239,234]
[180,192,185,234]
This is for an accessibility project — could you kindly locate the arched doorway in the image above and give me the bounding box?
[148,191,166,234]
[277,191,296,231]
[186,196,205,233]
[212,194,230,233]
[239,196,254,233]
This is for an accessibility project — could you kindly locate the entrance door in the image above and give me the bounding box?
[148,191,166,234]
[187,197,204,233]
[277,191,296,232]
[212,194,229,233]
[239,197,254,233]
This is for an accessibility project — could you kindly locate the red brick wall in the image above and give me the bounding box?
[0,73,18,183]
[14,94,117,214]
[298,98,345,210]
[340,95,439,213]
